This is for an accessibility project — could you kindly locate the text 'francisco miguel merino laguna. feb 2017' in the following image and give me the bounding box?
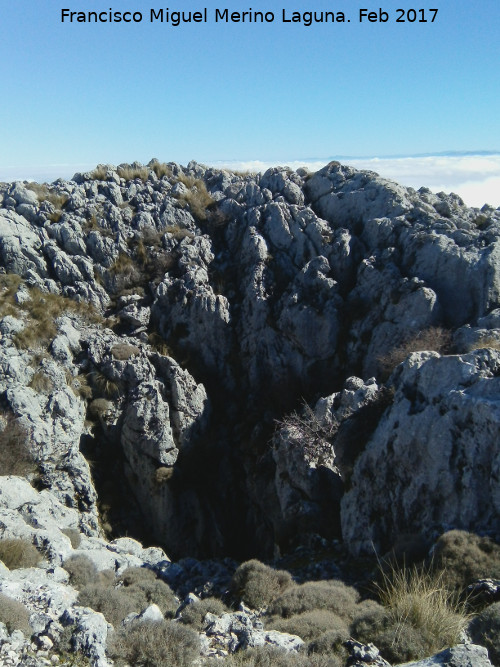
[60,7,439,26]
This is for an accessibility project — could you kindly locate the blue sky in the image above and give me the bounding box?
[1,0,499,205]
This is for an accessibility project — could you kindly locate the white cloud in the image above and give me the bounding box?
[211,154,500,209]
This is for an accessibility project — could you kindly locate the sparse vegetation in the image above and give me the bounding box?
[231,559,294,609]
[26,182,69,211]
[0,410,37,476]
[174,175,214,221]
[0,592,32,635]
[78,584,144,627]
[377,326,451,378]
[0,274,101,350]
[148,331,173,357]
[151,161,172,179]
[108,619,200,667]
[29,369,54,394]
[0,538,41,569]
[275,402,336,466]
[467,336,500,352]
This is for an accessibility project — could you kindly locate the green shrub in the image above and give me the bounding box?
[267,609,348,641]
[63,555,97,589]
[431,530,500,593]
[268,580,359,621]
[468,601,500,665]
[0,411,37,476]
[0,538,41,569]
[0,592,32,635]
[231,560,294,609]
[179,597,228,629]
[108,619,200,667]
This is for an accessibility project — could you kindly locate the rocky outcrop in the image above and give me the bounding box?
[1,159,500,563]
[341,349,500,555]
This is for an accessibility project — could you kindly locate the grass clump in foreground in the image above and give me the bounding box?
[352,561,468,664]
[108,619,200,667]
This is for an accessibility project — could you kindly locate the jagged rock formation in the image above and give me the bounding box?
[1,159,500,561]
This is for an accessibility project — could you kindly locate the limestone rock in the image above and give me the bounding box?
[395,644,492,667]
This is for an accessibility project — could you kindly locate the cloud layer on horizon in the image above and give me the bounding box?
[1,154,499,210]
[213,154,500,209]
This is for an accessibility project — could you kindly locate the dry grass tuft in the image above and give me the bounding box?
[174,175,214,221]
[89,165,108,181]
[117,165,150,181]
[0,274,101,350]
[375,561,468,641]
[352,560,470,662]
[377,326,451,378]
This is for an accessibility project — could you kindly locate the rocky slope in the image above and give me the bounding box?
[0,159,500,665]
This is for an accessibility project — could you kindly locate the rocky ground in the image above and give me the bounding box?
[0,159,500,665]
